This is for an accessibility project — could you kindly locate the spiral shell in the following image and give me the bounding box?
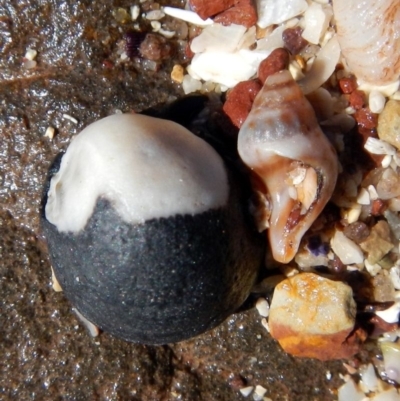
[238,70,338,264]
[333,0,400,85]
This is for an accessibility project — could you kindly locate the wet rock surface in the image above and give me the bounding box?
[1,0,349,400]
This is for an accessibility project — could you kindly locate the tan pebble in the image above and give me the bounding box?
[294,55,306,70]
[378,99,400,150]
[171,64,184,83]
[371,272,395,303]
[268,273,360,360]
[359,220,394,264]
[256,25,271,40]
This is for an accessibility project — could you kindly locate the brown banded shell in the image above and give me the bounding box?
[238,70,339,264]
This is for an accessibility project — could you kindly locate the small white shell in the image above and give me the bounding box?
[238,70,338,263]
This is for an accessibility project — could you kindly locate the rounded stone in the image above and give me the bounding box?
[41,113,263,344]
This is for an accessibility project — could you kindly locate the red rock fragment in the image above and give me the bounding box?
[339,76,357,94]
[102,59,114,69]
[214,0,257,28]
[258,48,290,84]
[223,79,262,128]
[282,27,308,54]
[354,108,378,130]
[371,199,388,216]
[349,90,366,110]
[189,0,239,20]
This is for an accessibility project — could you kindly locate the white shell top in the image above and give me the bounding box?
[45,113,229,233]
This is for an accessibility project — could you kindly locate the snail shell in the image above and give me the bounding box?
[238,70,338,264]
[333,0,400,85]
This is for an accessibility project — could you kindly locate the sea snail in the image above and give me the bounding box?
[238,70,339,264]
[41,113,263,344]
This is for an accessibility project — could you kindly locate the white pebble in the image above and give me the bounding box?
[345,205,361,224]
[345,106,356,114]
[44,126,55,139]
[337,378,365,401]
[120,51,129,61]
[253,385,267,401]
[25,48,37,60]
[369,90,386,113]
[158,28,175,39]
[72,308,100,337]
[145,10,165,20]
[182,74,202,94]
[240,386,254,397]
[151,21,161,32]
[359,80,400,98]
[331,229,364,265]
[364,137,396,155]
[256,0,308,29]
[359,363,379,393]
[62,113,78,124]
[301,2,331,45]
[130,5,140,21]
[191,24,247,54]
[389,197,400,212]
[382,154,393,168]
[376,301,400,323]
[163,7,213,26]
[356,187,370,205]
[255,298,270,317]
[368,185,379,200]
[188,51,257,88]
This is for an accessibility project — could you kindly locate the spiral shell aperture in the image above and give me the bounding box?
[238,70,339,264]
